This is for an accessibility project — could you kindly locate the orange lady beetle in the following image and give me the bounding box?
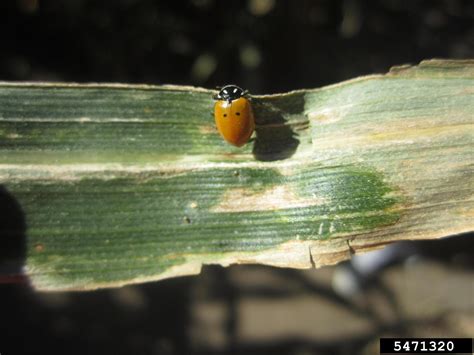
[213,85,255,147]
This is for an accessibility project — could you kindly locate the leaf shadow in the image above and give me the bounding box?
[252,93,306,161]
[0,185,27,278]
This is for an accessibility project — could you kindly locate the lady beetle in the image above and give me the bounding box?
[213,85,255,147]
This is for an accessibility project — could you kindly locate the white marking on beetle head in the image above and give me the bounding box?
[233,88,238,93]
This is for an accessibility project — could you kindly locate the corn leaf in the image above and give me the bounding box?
[0,59,472,291]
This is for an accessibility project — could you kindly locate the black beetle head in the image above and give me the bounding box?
[215,85,246,102]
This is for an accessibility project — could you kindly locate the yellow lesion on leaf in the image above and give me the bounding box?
[211,185,327,213]
[199,124,217,134]
[307,106,349,125]
[368,122,468,142]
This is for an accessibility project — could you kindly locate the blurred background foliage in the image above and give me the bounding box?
[1,0,473,91]
[0,0,473,354]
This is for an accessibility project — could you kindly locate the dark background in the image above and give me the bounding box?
[0,1,473,354]
[1,0,473,92]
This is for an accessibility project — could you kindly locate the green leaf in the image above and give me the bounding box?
[0,59,472,291]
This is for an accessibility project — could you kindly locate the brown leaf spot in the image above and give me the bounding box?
[212,185,326,213]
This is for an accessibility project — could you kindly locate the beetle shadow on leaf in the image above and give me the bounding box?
[0,185,26,277]
[252,94,305,161]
